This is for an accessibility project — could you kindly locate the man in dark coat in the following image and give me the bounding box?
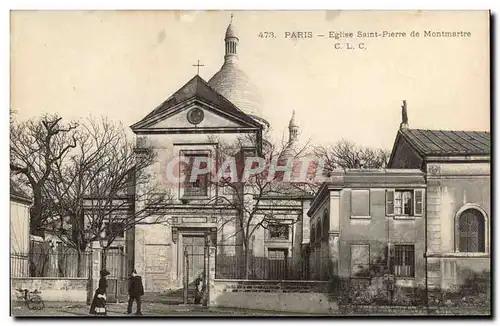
[127,269,144,315]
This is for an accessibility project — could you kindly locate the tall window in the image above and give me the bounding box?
[395,191,413,215]
[268,224,289,240]
[458,209,485,252]
[183,153,209,197]
[393,245,415,277]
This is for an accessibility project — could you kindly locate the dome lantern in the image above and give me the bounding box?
[208,14,269,127]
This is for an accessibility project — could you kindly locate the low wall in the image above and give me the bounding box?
[11,278,89,302]
[346,305,491,316]
[210,279,337,314]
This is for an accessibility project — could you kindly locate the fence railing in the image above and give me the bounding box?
[11,251,91,278]
[215,245,295,280]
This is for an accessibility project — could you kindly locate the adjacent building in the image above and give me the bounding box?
[388,126,490,290]
[10,181,32,277]
[307,169,427,288]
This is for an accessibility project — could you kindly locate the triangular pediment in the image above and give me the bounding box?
[131,75,263,132]
[146,101,248,129]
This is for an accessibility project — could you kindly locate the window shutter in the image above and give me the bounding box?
[414,189,424,216]
[386,189,395,215]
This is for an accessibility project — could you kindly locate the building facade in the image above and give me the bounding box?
[388,126,490,290]
[307,169,427,288]
[127,20,309,292]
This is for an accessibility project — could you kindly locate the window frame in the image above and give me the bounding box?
[104,221,125,239]
[392,244,415,278]
[350,189,371,219]
[394,190,413,216]
[386,188,424,219]
[180,150,211,199]
[457,208,486,253]
[268,224,290,241]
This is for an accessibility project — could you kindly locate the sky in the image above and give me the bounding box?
[10,10,490,150]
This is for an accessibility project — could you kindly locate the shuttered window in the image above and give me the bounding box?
[386,189,395,215]
[414,189,424,216]
[386,189,424,217]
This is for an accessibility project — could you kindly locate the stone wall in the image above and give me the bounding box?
[209,279,337,314]
[426,162,490,289]
[11,278,88,302]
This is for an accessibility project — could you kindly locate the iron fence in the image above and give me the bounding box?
[215,244,294,280]
[11,251,91,278]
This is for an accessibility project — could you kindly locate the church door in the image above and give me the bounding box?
[182,235,206,303]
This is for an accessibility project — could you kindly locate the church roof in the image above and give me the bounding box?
[399,128,490,156]
[131,75,262,130]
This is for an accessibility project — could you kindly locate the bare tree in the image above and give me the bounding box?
[10,113,79,235]
[314,139,391,172]
[45,117,174,272]
[205,133,314,279]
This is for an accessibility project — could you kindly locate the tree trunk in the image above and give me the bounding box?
[101,248,108,271]
[243,240,251,280]
[30,187,43,236]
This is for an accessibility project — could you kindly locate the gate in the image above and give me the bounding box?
[182,236,207,304]
[105,248,128,303]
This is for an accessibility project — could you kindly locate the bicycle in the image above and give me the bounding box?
[15,288,45,310]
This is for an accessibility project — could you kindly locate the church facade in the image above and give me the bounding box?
[128,20,311,291]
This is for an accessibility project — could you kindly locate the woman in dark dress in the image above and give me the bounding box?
[90,269,110,315]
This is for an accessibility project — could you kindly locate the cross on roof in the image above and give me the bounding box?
[192,60,205,75]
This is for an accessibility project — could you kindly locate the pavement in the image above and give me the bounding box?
[11,301,317,317]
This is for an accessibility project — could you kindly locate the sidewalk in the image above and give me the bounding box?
[11,301,317,317]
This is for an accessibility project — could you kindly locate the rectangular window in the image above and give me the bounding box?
[394,191,413,215]
[105,222,125,238]
[387,189,422,217]
[350,244,370,277]
[351,189,370,217]
[393,245,415,277]
[268,224,289,240]
[183,153,209,197]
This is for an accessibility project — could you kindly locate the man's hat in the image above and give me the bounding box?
[100,269,110,276]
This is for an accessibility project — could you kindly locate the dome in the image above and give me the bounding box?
[225,23,238,39]
[208,63,264,119]
[208,16,268,127]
